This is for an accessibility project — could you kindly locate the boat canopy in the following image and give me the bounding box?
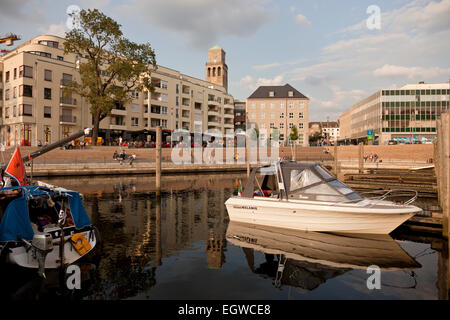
[243,161,362,202]
[0,185,92,242]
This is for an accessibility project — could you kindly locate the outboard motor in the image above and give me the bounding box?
[19,233,54,278]
[32,233,54,278]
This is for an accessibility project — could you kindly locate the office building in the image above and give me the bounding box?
[339,82,450,144]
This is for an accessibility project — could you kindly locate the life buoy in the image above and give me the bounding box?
[71,233,92,255]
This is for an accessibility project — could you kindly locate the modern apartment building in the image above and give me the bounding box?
[0,35,234,146]
[339,82,450,144]
[246,84,309,146]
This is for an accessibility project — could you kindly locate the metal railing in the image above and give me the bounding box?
[60,115,77,123]
[60,97,77,105]
[360,189,418,205]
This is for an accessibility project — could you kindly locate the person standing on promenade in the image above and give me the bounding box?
[129,153,136,165]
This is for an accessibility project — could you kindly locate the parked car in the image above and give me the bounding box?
[388,140,398,145]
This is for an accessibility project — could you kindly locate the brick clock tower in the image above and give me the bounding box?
[205,45,228,93]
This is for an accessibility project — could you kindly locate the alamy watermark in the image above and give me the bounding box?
[366,265,381,290]
[366,5,381,30]
[169,128,281,165]
[66,264,81,290]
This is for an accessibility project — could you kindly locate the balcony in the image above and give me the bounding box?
[181,122,190,130]
[182,111,190,119]
[111,108,127,116]
[181,97,190,107]
[151,92,168,103]
[224,123,234,129]
[60,97,77,107]
[224,113,234,118]
[109,124,127,130]
[208,115,221,127]
[60,115,77,125]
[182,85,190,95]
[208,110,220,117]
[207,99,219,106]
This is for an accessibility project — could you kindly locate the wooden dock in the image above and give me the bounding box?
[342,167,438,197]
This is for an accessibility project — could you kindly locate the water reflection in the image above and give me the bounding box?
[227,222,421,291]
[0,174,447,300]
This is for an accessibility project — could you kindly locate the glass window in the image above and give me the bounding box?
[21,104,33,116]
[44,88,51,99]
[303,184,341,195]
[44,69,52,81]
[20,85,33,97]
[328,180,354,195]
[19,65,33,78]
[290,169,321,191]
[314,165,334,180]
[44,106,51,118]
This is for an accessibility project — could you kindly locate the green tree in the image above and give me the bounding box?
[289,125,299,143]
[63,9,157,145]
[270,127,279,142]
[309,131,323,144]
[289,125,299,160]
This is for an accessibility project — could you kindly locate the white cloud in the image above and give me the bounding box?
[339,0,450,34]
[373,64,450,80]
[294,13,311,26]
[252,62,281,71]
[117,0,273,49]
[233,75,284,93]
[252,58,308,71]
[79,0,111,9]
[38,22,67,37]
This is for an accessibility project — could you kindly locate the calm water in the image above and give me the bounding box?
[0,174,448,300]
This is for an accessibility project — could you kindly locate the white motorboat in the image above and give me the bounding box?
[225,161,422,234]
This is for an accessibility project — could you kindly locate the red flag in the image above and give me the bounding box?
[5,147,28,186]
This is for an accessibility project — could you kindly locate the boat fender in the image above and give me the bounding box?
[71,233,92,256]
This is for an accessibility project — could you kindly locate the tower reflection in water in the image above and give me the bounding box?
[80,175,232,299]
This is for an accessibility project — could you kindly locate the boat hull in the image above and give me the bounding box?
[225,197,421,234]
[4,228,97,269]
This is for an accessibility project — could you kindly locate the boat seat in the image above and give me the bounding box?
[253,190,272,197]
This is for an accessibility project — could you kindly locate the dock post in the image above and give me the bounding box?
[246,135,250,177]
[156,126,162,191]
[333,143,338,176]
[358,142,364,173]
[30,158,33,185]
[155,191,162,266]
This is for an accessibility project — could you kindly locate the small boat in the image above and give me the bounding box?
[225,161,422,234]
[226,221,421,290]
[0,182,98,277]
[0,129,97,277]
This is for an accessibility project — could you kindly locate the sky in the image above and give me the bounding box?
[1,0,449,121]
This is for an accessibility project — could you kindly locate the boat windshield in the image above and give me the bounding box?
[290,169,321,191]
[288,167,362,202]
